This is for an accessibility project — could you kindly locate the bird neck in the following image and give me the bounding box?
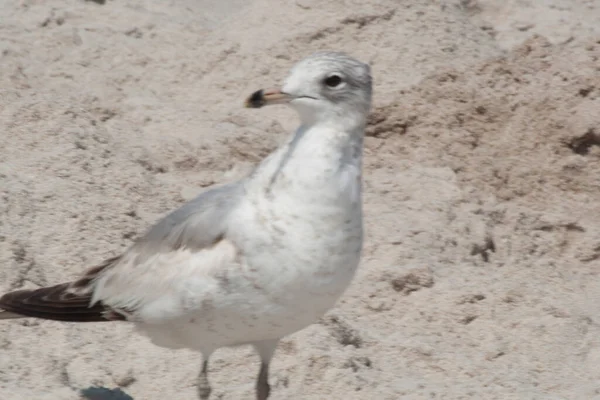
[297,107,368,135]
[248,111,367,199]
[293,115,365,159]
[268,116,364,185]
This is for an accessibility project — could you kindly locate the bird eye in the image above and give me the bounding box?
[324,75,343,88]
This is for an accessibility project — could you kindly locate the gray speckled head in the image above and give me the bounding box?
[246,52,372,125]
[283,51,372,116]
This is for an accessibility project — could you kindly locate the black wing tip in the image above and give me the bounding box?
[0,256,126,323]
[0,283,123,323]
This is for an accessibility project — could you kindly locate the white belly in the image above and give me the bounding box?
[136,135,364,353]
[136,193,362,354]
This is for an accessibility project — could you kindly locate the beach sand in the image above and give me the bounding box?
[1,0,599,398]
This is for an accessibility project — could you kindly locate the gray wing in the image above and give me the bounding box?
[0,182,246,322]
[134,182,244,256]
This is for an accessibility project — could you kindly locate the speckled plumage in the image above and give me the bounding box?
[0,51,373,399]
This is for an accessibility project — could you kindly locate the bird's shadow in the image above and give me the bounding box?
[80,386,134,400]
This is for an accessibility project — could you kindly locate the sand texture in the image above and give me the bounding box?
[1,0,600,399]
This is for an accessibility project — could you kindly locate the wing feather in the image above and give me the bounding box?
[0,182,244,322]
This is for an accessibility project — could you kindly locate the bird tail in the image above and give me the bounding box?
[0,283,120,322]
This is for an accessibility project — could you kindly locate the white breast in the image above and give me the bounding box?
[234,124,364,313]
[136,125,364,352]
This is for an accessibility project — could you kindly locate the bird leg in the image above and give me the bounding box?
[198,359,211,400]
[256,361,271,400]
[253,339,279,400]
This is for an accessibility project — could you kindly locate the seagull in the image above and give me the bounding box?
[0,51,372,399]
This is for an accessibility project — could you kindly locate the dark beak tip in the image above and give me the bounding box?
[245,89,265,108]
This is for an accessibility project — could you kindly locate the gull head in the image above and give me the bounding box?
[246,51,372,126]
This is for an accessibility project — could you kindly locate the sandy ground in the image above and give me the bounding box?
[1,0,600,399]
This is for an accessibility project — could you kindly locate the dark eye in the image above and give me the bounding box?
[324,75,342,88]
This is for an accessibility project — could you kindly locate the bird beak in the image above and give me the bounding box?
[245,88,293,108]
